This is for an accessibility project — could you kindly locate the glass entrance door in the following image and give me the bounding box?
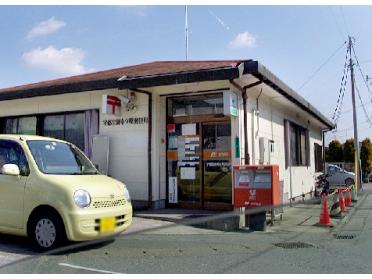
[167,123,202,208]
[167,121,232,210]
[202,122,232,209]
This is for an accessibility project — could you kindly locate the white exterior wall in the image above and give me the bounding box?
[245,87,323,201]
[97,90,149,202]
[0,88,149,202]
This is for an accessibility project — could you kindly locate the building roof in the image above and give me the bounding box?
[0,60,243,95]
[0,59,334,129]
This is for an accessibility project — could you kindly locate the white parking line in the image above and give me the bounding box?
[58,262,121,274]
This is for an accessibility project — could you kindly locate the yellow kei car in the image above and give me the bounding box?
[0,135,132,251]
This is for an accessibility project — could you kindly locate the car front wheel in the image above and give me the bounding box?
[29,211,66,252]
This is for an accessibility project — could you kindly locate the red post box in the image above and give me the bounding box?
[233,165,280,209]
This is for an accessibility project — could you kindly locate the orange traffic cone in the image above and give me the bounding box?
[319,193,331,226]
[345,187,353,207]
[339,188,347,212]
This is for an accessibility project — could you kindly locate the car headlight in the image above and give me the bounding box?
[123,187,131,202]
[73,189,91,208]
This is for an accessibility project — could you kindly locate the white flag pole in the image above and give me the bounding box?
[185,5,188,61]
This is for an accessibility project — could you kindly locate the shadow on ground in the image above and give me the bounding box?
[0,233,34,255]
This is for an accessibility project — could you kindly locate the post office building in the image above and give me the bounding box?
[0,60,334,210]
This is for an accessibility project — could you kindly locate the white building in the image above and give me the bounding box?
[0,60,334,210]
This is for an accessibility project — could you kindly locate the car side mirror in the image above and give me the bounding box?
[1,164,20,176]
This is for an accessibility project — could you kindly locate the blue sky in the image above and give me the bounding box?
[0,5,371,143]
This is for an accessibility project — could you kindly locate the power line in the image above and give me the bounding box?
[359,59,372,64]
[331,119,371,134]
[332,44,350,125]
[336,97,372,117]
[355,82,372,127]
[350,40,372,100]
[297,41,346,91]
[327,6,347,40]
[339,6,351,36]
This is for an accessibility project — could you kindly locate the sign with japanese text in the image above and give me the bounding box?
[223,91,238,117]
[168,177,178,203]
[102,117,148,126]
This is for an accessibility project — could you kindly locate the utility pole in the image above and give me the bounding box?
[349,36,362,192]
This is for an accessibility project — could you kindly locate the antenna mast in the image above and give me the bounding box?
[185,5,189,60]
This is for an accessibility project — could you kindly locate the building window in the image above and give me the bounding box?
[1,112,87,152]
[42,113,85,151]
[4,116,37,135]
[314,143,323,172]
[43,115,64,140]
[65,113,85,151]
[285,120,309,167]
[168,93,223,117]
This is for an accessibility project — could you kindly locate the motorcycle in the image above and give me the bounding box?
[314,173,330,197]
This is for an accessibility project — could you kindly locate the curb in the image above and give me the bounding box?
[133,214,183,223]
[330,192,369,232]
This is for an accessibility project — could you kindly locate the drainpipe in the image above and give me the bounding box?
[230,80,262,165]
[128,88,153,209]
[242,90,250,165]
[321,128,332,173]
[252,88,263,164]
[322,130,326,174]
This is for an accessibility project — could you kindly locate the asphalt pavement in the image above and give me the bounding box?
[0,183,371,273]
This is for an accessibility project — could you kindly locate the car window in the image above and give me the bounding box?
[328,166,335,174]
[0,139,29,176]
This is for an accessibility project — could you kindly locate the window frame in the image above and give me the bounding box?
[285,120,310,167]
[0,110,98,153]
[167,93,224,117]
[3,116,37,135]
[314,142,323,172]
[0,139,30,176]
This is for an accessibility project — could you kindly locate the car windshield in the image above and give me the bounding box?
[27,140,98,175]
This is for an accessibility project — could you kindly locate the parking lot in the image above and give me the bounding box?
[0,216,173,268]
[0,183,371,273]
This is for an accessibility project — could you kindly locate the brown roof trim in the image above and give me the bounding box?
[0,60,246,101]
[0,77,119,101]
[118,66,241,89]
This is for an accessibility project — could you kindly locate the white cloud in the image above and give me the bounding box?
[22,46,89,75]
[229,32,256,49]
[27,17,66,39]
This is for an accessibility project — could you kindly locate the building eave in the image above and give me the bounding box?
[243,60,335,130]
